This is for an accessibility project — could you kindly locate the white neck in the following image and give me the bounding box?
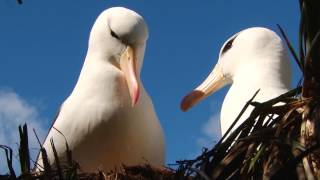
[68,53,130,107]
[220,57,291,135]
[233,58,291,90]
[70,51,148,108]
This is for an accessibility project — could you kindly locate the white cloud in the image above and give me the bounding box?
[0,89,47,175]
[197,113,222,148]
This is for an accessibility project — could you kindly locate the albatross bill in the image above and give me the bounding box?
[120,46,140,106]
[181,63,227,112]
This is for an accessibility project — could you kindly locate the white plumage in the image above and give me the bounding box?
[36,7,165,172]
[181,27,291,135]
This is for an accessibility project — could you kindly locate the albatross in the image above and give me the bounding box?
[36,7,165,172]
[181,27,291,135]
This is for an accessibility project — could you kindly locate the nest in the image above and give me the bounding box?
[2,0,320,179]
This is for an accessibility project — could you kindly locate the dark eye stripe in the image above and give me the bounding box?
[221,35,237,54]
[110,30,120,39]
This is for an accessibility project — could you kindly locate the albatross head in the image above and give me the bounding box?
[88,7,148,106]
[181,27,290,111]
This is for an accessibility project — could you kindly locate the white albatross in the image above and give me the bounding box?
[181,27,291,136]
[36,7,165,172]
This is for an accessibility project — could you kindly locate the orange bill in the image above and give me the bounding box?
[120,46,140,106]
[181,63,228,111]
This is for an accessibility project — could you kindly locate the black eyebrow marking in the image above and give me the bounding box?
[221,35,238,54]
[110,30,120,39]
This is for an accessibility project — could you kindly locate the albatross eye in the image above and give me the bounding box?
[110,30,120,39]
[221,36,237,54]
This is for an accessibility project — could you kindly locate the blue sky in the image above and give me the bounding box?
[0,0,301,173]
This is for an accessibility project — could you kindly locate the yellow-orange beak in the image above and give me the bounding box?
[120,46,140,106]
[181,63,228,111]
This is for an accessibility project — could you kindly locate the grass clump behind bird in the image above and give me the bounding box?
[0,124,88,179]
